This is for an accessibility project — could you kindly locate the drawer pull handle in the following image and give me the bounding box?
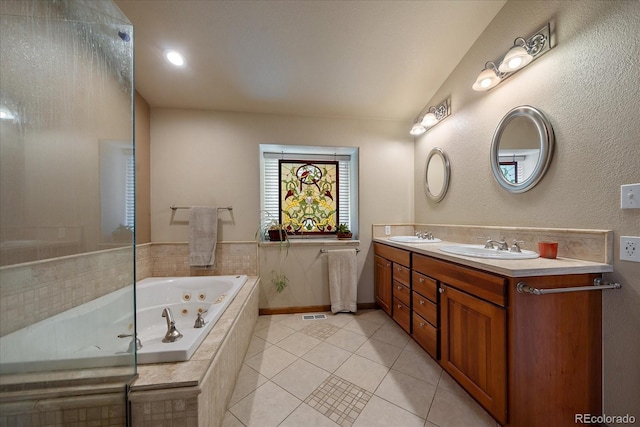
[397,304,402,309]
[419,277,425,283]
[397,285,402,290]
[419,322,425,327]
[396,267,402,271]
[419,300,425,305]
[386,263,391,267]
[439,288,445,293]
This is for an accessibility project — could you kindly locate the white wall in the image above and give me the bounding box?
[414,0,640,420]
[150,110,414,305]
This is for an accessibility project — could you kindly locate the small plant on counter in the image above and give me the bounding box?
[336,223,353,240]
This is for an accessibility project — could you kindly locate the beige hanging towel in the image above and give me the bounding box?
[328,249,358,314]
[189,207,218,267]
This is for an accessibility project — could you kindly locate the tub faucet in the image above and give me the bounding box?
[117,333,142,353]
[161,307,183,343]
[194,310,208,328]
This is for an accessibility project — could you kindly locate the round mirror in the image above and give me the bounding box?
[425,147,450,202]
[490,105,554,193]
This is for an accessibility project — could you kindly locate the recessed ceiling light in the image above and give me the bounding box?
[165,50,186,67]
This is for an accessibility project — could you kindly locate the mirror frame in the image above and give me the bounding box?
[425,147,450,202]
[490,105,555,193]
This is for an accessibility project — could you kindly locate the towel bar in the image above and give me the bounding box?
[170,205,233,211]
[320,248,360,254]
[516,278,621,295]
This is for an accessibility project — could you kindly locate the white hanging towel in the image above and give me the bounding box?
[327,249,358,314]
[189,207,218,267]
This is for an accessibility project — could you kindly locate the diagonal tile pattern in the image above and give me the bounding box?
[225,310,499,427]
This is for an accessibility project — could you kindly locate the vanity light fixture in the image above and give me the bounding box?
[473,23,551,91]
[410,99,450,136]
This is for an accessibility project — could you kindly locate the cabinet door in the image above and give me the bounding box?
[374,255,392,315]
[441,284,507,425]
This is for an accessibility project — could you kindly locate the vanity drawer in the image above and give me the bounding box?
[412,271,437,302]
[394,281,411,307]
[412,291,437,327]
[393,263,411,287]
[414,253,506,307]
[374,243,410,267]
[393,297,411,333]
[413,312,438,359]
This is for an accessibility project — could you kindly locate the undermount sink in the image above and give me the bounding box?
[439,244,539,260]
[388,236,442,243]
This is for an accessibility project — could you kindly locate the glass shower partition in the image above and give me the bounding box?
[0,0,136,425]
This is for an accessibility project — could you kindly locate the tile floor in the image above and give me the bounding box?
[222,309,499,427]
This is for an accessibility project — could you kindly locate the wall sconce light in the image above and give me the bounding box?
[410,99,450,136]
[472,23,551,91]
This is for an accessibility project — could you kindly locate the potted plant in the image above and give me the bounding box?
[257,211,291,293]
[336,223,353,240]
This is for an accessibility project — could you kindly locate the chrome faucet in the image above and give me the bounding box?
[484,237,509,250]
[161,307,183,343]
[510,239,525,253]
[194,310,208,328]
[118,333,142,353]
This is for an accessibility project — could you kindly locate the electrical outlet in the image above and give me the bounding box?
[384,225,391,235]
[620,236,640,262]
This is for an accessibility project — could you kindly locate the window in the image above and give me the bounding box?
[260,144,358,238]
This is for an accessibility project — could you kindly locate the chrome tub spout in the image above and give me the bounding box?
[161,307,183,343]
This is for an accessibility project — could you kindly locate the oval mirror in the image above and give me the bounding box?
[490,105,554,193]
[425,147,450,202]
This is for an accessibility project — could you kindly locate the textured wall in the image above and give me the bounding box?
[149,110,414,305]
[414,0,640,420]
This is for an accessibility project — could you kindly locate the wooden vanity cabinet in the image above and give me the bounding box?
[374,242,603,426]
[373,255,392,315]
[373,243,410,323]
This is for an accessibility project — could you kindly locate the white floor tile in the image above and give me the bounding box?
[325,328,368,352]
[254,322,296,344]
[334,354,389,393]
[352,395,425,427]
[392,348,442,386]
[279,403,340,427]
[244,335,272,360]
[244,345,298,379]
[276,331,322,357]
[221,411,244,427]
[374,369,437,419]
[302,341,352,373]
[228,364,269,407]
[427,388,498,427]
[370,322,411,348]
[272,359,331,400]
[229,381,301,427]
[355,338,403,367]
[342,317,383,337]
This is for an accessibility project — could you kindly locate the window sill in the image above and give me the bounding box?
[259,238,360,248]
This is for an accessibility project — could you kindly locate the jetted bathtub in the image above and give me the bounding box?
[0,275,247,374]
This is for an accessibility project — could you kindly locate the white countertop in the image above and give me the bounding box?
[373,237,613,277]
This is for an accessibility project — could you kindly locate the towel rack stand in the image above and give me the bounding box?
[170,205,233,211]
[516,278,621,296]
[320,248,360,254]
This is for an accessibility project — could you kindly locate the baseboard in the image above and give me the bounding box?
[259,302,378,316]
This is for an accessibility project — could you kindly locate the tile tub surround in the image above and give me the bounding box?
[372,224,613,264]
[0,241,257,337]
[223,309,500,427]
[130,276,259,427]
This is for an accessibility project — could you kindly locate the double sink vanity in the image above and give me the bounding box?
[373,226,614,427]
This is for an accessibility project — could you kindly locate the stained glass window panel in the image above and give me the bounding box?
[279,160,339,234]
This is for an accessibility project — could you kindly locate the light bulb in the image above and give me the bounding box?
[472,67,501,91]
[498,45,532,73]
[421,113,438,127]
[165,50,186,67]
[410,123,426,136]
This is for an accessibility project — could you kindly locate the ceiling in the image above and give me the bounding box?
[115,0,506,122]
